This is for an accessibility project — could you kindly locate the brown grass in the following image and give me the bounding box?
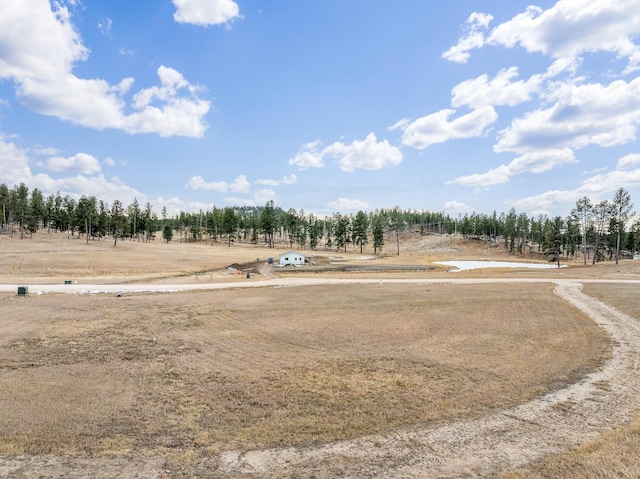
[500,418,640,479]
[0,232,631,476]
[0,283,607,467]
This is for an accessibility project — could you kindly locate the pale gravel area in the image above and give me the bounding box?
[2,278,640,478]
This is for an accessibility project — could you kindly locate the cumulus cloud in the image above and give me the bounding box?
[288,140,325,169]
[443,201,472,214]
[153,196,215,217]
[451,67,541,109]
[173,0,241,26]
[253,188,277,204]
[0,1,210,137]
[187,174,250,193]
[324,133,403,172]
[0,137,32,185]
[513,155,640,212]
[0,136,144,206]
[443,0,640,73]
[327,198,369,211]
[448,148,576,187]
[394,107,498,150]
[46,153,102,174]
[290,134,403,172]
[618,153,640,169]
[496,78,640,154]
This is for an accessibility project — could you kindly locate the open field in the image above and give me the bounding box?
[1,232,640,477]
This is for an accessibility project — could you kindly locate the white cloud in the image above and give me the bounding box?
[289,140,325,169]
[451,67,541,109]
[223,188,276,207]
[327,198,369,211]
[443,201,472,214]
[324,133,403,172]
[397,107,498,150]
[449,148,576,187]
[33,146,61,156]
[448,165,511,187]
[34,173,145,206]
[255,179,278,186]
[173,0,241,26]
[253,188,277,204]
[46,152,102,174]
[618,153,640,169]
[281,174,298,185]
[0,137,32,185]
[496,78,640,154]
[153,196,215,217]
[513,156,640,212]
[442,12,493,63]
[187,174,250,193]
[256,174,298,186]
[0,136,144,206]
[103,157,116,167]
[0,1,210,137]
[444,1,640,73]
[290,134,403,172]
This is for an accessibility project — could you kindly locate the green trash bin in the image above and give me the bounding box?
[17,286,28,296]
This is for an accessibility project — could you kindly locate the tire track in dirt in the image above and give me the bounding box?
[216,280,640,478]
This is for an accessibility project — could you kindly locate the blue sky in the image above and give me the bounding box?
[1,0,640,218]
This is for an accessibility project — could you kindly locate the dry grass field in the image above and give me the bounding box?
[0,232,639,477]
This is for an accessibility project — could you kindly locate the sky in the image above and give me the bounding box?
[1,0,640,219]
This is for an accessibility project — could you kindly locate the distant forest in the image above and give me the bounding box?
[0,182,636,265]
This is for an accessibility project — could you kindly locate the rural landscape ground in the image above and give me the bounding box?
[1,232,640,478]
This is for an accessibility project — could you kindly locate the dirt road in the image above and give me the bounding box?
[2,278,640,478]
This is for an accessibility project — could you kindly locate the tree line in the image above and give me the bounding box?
[0,181,636,265]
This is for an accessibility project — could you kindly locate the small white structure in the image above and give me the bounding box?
[279,251,305,266]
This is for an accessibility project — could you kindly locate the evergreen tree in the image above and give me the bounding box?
[389,206,404,255]
[543,216,565,267]
[572,196,593,265]
[162,224,173,243]
[110,200,127,246]
[222,207,238,246]
[259,200,277,248]
[0,183,9,229]
[612,188,633,264]
[372,215,385,254]
[352,210,369,254]
[14,183,29,239]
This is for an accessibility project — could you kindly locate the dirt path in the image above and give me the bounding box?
[2,279,640,478]
[215,280,640,478]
